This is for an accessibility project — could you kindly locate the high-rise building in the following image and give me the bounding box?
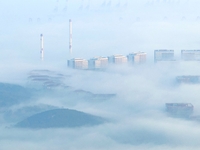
[88,57,108,69]
[127,52,146,64]
[181,50,200,61]
[68,58,88,69]
[108,55,128,64]
[154,50,174,63]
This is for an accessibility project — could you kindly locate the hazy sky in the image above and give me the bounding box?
[1,0,200,64]
[1,0,200,150]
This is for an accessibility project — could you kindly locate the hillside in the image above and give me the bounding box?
[0,82,33,107]
[15,108,105,128]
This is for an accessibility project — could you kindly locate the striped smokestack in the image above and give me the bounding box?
[69,19,72,56]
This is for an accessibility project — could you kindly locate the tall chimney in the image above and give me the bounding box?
[40,34,44,61]
[69,19,72,56]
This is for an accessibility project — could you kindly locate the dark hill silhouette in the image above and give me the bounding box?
[0,83,32,107]
[15,108,105,128]
[4,104,58,123]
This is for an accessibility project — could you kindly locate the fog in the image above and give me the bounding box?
[1,0,200,150]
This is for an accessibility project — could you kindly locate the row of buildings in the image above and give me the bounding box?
[154,49,200,62]
[68,52,146,69]
[68,50,200,69]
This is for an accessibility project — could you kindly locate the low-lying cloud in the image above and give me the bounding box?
[1,62,200,149]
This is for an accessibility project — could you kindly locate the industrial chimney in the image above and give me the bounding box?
[69,19,72,56]
[40,34,44,61]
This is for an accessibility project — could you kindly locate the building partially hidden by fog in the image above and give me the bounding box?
[176,75,200,84]
[68,58,88,69]
[127,52,146,64]
[108,55,128,64]
[166,103,193,118]
[181,50,200,61]
[88,57,108,69]
[154,50,174,63]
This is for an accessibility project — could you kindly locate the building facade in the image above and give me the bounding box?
[176,75,200,84]
[166,103,193,117]
[127,52,146,64]
[88,57,108,69]
[181,50,200,61]
[154,49,174,63]
[68,58,88,69]
[108,55,128,64]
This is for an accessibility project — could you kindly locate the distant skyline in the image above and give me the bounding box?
[1,0,200,65]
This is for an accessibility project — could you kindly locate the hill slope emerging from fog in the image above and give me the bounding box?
[15,109,105,128]
[0,83,32,107]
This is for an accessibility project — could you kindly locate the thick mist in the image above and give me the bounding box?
[1,0,200,150]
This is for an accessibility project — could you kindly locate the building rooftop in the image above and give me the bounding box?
[155,49,174,52]
[90,57,108,60]
[111,54,126,57]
